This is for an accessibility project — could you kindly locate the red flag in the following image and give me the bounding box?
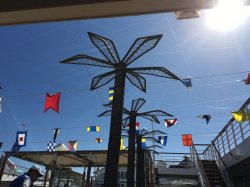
[44,92,61,113]
[182,134,193,146]
[243,73,250,85]
[96,138,102,144]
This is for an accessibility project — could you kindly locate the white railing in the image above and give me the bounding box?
[204,97,250,158]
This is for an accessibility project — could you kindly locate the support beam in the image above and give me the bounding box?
[2,0,250,25]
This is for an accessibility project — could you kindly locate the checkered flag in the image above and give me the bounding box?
[47,141,56,152]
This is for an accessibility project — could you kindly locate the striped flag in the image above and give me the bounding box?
[164,119,177,128]
[109,87,114,102]
[16,131,27,147]
[87,126,100,132]
[69,141,78,152]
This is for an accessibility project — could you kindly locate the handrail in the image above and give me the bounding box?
[191,145,210,187]
[211,142,234,187]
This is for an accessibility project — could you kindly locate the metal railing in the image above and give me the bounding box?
[155,152,194,169]
[190,145,210,187]
[203,97,250,158]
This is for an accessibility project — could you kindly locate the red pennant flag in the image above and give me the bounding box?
[243,73,250,85]
[44,92,61,113]
[182,134,193,146]
[96,138,102,144]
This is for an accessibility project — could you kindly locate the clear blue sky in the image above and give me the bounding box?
[0,9,249,168]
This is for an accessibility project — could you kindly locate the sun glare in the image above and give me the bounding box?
[206,0,249,31]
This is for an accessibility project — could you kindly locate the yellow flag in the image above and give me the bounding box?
[232,110,249,122]
[120,138,126,150]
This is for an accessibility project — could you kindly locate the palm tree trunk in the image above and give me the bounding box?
[127,114,136,187]
[136,136,142,187]
[104,68,126,187]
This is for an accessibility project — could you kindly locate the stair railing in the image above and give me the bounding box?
[211,141,234,187]
[191,145,210,187]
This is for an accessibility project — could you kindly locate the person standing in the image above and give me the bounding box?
[9,165,43,187]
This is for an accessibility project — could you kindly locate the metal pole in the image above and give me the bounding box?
[136,136,142,187]
[86,163,91,187]
[151,121,155,186]
[43,168,49,187]
[49,154,57,187]
[0,154,8,182]
[104,68,126,187]
[127,114,136,187]
[141,149,145,187]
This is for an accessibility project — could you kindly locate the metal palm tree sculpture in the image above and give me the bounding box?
[60,32,190,187]
[99,98,172,187]
[135,129,166,187]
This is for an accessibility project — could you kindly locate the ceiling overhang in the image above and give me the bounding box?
[1,0,246,26]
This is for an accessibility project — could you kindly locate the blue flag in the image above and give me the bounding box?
[158,136,168,146]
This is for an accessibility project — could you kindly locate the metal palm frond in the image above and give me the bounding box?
[122,117,130,127]
[126,72,146,92]
[141,130,166,137]
[142,110,173,117]
[91,70,116,90]
[88,32,120,64]
[131,98,146,112]
[123,107,130,115]
[102,103,112,108]
[142,137,158,142]
[139,113,160,124]
[60,54,114,68]
[98,110,112,117]
[122,34,163,65]
[128,67,180,79]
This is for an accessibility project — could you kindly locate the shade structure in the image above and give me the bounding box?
[4,150,134,168]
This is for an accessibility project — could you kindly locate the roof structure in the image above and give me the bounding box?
[4,150,133,168]
[1,0,250,25]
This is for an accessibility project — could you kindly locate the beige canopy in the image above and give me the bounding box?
[5,150,131,168]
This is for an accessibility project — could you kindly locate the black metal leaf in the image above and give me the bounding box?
[98,110,112,117]
[131,98,146,112]
[91,70,116,90]
[88,32,120,64]
[126,72,146,92]
[122,34,163,65]
[142,110,173,117]
[60,54,113,68]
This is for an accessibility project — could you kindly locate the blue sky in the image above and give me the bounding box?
[0,9,250,168]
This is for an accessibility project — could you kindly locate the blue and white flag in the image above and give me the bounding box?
[158,136,168,146]
[47,141,56,152]
[16,131,27,147]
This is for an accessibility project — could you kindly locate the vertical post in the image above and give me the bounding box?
[141,149,145,187]
[57,167,61,187]
[221,134,226,155]
[127,114,136,187]
[0,154,8,182]
[225,129,231,151]
[49,154,57,187]
[86,163,91,187]
[231,123,237,147]
[151,121,155,186]
[136,136,142,187]
[43,168,49,187]
[104,68,126,187]
[82,167,86,187]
